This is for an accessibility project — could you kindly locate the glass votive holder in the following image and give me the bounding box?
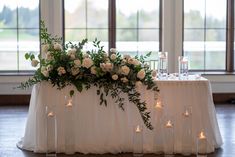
[178,56,189,80]
[164,119,174,157]
[45,105,57,157]
[197,131,208,157]
[64,96,75,154]
[158,52,168,80]
[181,106,193,156]
[133,125,143,157]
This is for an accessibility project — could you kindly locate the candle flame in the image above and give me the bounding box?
[66,99,73,107]
[199,131,206,139]
[136,125,141,133]
[47,112,54,117]
[166,120,173,128]
[184,110,190,117]
[155,100,162,109]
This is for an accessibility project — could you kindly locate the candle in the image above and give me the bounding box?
[135,125,141,133]
[47,111,54,117]
[66,99,73,107]
[155,100,163,109]
[199,131,206,139]
[183,110,190,117]
[166,120,173,128]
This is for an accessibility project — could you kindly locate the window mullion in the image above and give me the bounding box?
[108,0,116,52]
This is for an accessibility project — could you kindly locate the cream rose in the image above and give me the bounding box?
[68,48,76,60]
[46,65,53,72]
[41,44,49,54]
[135,81,142,88]
[41,66,49,77]
[123,54,131,60]
[53,42,62,51]
[128,58,134,64]
[83,53,89,58]
[90,66,97,75]
[112,74,118,80]
[121,77,128,83]
[82,58,93,69]
[71,67,79,76]
[121,65,130,75]
[133,59,140,66]
[110,48,116,53]
[57,67,66,76]
[137,69,146,80]
[74,59,81,67]
[110,54,117,61]
[31,59,39,67]
[46,52,54,61]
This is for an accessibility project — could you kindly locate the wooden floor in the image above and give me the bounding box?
[0,104,234,157]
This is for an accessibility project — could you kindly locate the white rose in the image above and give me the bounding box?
[82,58,93,69]
[128,58,134,64]
[103,53,108,58]
[110,48,116,53]
[41,44,49,54]
[152,70,157,77]
[46,52,54,61]
[121,65,130,75]
[68,48,76,60]
[46,65,53,72]
[121,77,128,83]
[53,42,62,51]
[41,66,49,77]
[74,59,81,67]
[71,67,79,76]
[112,74,118,80]
[110,54,117,61]
[123,54,131,60]
[83,53,89,58]
[135,81,142,88]
[90,66,97,75]
[57,67,66,76]
[31,59,39,67]
[137,69,146,80]
[133,59,141,66]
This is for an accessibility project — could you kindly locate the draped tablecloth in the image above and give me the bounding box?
[17,76,222,154]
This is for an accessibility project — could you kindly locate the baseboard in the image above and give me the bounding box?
[0,95,30,105]
[0,93,234,105]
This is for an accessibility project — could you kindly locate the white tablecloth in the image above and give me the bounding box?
[18,76,222,154]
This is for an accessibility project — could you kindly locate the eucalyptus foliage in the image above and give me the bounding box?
[19,21,159,130]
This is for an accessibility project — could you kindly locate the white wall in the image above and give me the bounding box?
[0,0,234,95]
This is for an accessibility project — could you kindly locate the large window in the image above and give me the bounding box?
[64,0,161,59]
[184,0,226,71]
[0,0,40,71]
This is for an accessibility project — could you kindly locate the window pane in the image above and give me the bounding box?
[19,29,39,70]
[138,0,159,28]
[64,0,86,28]
[0,1,17,28]
[65,29,86,42]
[87,0,108,28]
[184,0,205,28]
[184,0,226,70]
[87,29,108,41]
[0,29,17,70]
[206,0,226,28]
[18,1,39,28]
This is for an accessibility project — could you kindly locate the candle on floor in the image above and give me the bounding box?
[165,120,173,128]
[47,111,54,117]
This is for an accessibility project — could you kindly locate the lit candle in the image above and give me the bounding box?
[199,131,206,139]
[47,111,54,117]
[155,100,163,109]
[165,120,173,128]
[135,125,141,133]
[183,110,190,117]
[66,99,73,107]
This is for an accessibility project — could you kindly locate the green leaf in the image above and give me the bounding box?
[30,54,35,60]
[25,53,30,60]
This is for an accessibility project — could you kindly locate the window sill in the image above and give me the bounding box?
[190,71,235,75]
[0,71,35,76]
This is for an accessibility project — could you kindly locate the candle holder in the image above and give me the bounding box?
[45,105,57,157]
[181,106,192,156]
[154,99,164,154]
[164,119,174,157]
[197,131,208,157]
[158,52,168,80]
[178,56,188,80]
[64,96,75,155]
[133,125,143,157]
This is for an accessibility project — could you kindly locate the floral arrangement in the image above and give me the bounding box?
[19,21,159,130]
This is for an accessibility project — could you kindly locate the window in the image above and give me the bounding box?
[64,0,161,59]
[0,0,40,71]
[183,0,227,71]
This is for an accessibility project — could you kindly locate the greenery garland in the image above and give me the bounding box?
[19,21,159,130]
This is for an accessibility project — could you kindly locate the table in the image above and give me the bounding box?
[17,76,222,154]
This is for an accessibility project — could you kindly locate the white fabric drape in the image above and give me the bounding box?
[18,77,222,154]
